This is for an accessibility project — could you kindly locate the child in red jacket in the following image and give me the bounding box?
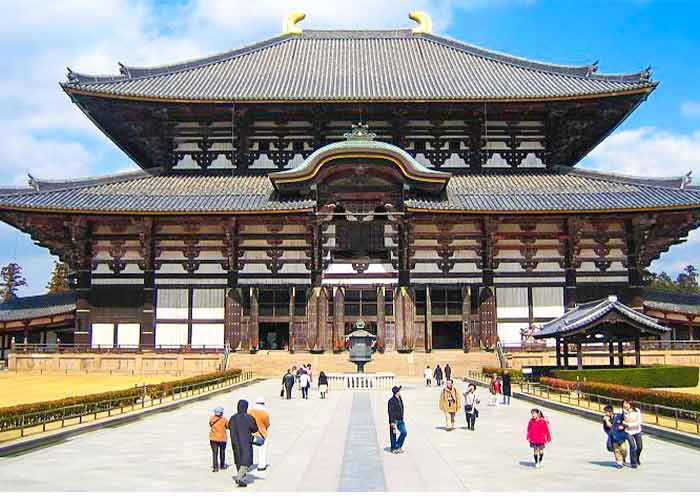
[526,409,551,468]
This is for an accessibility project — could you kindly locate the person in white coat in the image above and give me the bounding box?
[424,365,433,387]
[248,397,270,472]
[299,370,311,399]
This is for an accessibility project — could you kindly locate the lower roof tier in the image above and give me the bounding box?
[1,167,700,215]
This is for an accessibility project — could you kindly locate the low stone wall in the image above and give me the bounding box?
[8,352,222,375]
[507,349,700,368]
[8,349,498,377]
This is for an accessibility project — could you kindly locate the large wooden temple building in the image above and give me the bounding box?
[2,12,700,355]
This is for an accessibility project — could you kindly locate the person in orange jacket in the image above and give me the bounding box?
[209,406,229,472]
[248,396,271,471]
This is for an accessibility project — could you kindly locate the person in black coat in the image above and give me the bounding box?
[502,372,512,406]
[282,369,295,400]
[229,399,259,487]
[388,385,407,454]
[444,363,452,382]
[433,364,443,387]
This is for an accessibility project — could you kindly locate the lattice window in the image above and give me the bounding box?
[344,289,377,317]
[259,289,291,317]
[431,288,463,316]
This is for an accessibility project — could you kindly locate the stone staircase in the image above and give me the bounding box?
[226,349,498,378]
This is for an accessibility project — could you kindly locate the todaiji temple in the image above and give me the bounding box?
[2,12,700,361]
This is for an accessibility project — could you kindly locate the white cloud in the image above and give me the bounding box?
[583,127,700,181]
[681,101,700,118]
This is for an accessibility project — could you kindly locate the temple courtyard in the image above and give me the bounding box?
[1,378,699,492]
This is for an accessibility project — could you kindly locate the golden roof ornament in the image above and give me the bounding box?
[409,11,432,34]
[283,12,306,35]
[344,122,376,141]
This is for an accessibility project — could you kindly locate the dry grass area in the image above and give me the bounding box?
[0,373,194,408]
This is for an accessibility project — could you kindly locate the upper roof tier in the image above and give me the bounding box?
[63,29,656,102]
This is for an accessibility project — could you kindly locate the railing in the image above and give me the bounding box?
[325,373,395,389]
[519,381,700,436]
[0,370,253,443]
[10,344,226,354]
[501,340,700,353]
[495,340,508,368]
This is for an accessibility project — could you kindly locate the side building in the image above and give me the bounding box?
[1,14,699,355]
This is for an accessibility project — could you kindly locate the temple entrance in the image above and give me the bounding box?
[259,323,290,351]
[432,322,462,349]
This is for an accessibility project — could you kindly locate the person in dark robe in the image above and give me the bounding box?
[502,371,512,406]
[433,364,444,387]
[282,369,295,400]
[229,399,259,487]
[444,363,452,381]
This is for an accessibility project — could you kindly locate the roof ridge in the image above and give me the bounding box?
[564,166,692,190]
[421,33,652,82]
[67,34,293,84]
[9,169,157,196]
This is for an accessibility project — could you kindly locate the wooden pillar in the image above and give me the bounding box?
[288,287,295,352]
[306,286,328,352]
[376,287,386,353]
[608,340,615,367]
[23,329,28,346]
[69,217,92,347]
[555,336,562,368]
[689,322,695,341]
[333,287,345,352]
[478,287,497,348]
[563,340,570,369]
[634,336,641,367]
[223,218,240,350]
[425,286,433,352]
[250,288,259,350]
[576,340,583,370]
[617,340,624,367]
[397,220,411,287]
[394,287,415,351]
[137,218,157,348]
[564,218,579,309]
[627,219,647,308]
[462,287,471,351]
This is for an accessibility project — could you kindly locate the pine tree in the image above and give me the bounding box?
[46,261,71,294]
[0,262,27,301]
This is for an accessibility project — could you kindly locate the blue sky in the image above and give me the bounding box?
[1,0,699,295]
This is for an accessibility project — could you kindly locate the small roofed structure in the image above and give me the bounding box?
[534,296,669,369]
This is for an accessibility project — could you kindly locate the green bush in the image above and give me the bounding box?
[482,366,524,383]
[0,368,243,432]
[540,377,700,412]
[549,366,699,388]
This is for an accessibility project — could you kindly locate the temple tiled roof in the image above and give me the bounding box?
[1,167,699,214]
[62,30,655,102]
[0,293,76,323]
[643,289,700,317]
[534,295,669,338]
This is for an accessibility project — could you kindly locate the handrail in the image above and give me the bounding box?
[500,340,700,353]
[0,370,253,441]
[465,370,700,435]
[495,340,508,368]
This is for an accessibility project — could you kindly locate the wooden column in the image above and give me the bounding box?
[226,288,243,351]
[555,336,562,368]
[608,340,615,367]
[576,340,583,370]
[634,336,641,367]
[627,219,649,308]
[394,287,415,351]
[376,287,386,353]
[69,217,92,346]
[563,340,570,369]
[397,219,411,287]
[333,287,345,352]
[249,288,259,351]
[138,218,156,348]
[306,286,328,352]
[223,218,240,350]
[564,218,579,309]
[425,286,433,352]
[288,287,295,352]
[462,287,472,351]
[689,322,695,342]
[478,287,497,348]
[617,340,624,367]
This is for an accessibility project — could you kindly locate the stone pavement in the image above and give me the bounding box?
[1,378,700,491]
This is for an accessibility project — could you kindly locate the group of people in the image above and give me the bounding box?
[423,363,452,387]
[488,372,512,405]
[208,396,271,488]
[281,364,329,400]
[602,399,643,469]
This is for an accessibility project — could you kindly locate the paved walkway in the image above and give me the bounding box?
[1,378,700,491]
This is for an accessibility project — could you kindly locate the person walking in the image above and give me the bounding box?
[444,363,452,382]
[299,369,311,399]
[502,372,512,406]
[229,399,259,487]
[434,364,444,387]
[602,404,628,469]
[489,374,501,406]
[318,371,329,399]
[463,383,480,431]
[623,399,642,467]
[248,397,271,471]
[282,369,295,400]
[306,363,313,384]
[526,408,551,468]
[209,406,229,472]
[439,379,461,431]
[388,385,407,454]
[424,365,433,387]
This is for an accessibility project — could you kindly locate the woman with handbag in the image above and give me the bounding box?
[439,379,461,431]
[248,397,271,471]
[463,383,480,431]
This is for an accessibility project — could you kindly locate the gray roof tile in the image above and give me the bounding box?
[63,30,655,102]
[0,293,76,323]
